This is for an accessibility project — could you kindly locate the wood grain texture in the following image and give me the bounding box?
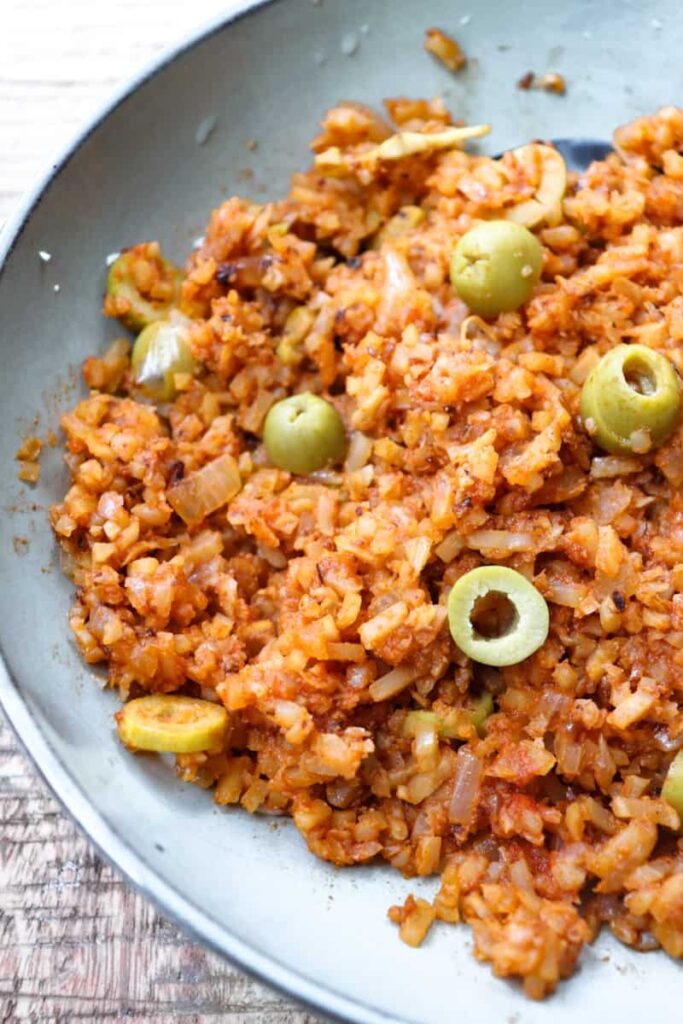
[0,3,316,1021]
[0,717,318,1023]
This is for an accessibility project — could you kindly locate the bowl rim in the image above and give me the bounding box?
[0,4,403,1022]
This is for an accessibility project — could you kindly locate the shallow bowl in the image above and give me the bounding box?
[1,2,682,1021]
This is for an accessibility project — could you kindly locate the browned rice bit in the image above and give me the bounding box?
[517,71,536,90]
[517,71,567,94]
[535,72,567,94]
[16,435,42,483]
[424,27,467,73]
[50,101,683,998]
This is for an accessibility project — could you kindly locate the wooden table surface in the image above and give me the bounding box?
[0,3,315,1021]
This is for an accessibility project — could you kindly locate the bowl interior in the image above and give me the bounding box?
[2,1,682,1021]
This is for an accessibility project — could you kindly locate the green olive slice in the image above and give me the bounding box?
[263,393,347,474]
[662,750,683,822]
[467,692,495,735]
[131,319,196,402]
[447,565,549,667]
[450,220,543,318]
[403,693,494,740]
[580,344,681,454]
[116,695,228,753]
[106,243,182,333]
[276,306,315,365]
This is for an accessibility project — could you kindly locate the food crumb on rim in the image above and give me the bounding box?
[517,71,567,94]
[424,27,468,73]
[195,114,218,146]
[340,32,359,56]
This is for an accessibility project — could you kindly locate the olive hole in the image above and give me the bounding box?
[470,590,518,640]
[623,359,656,397]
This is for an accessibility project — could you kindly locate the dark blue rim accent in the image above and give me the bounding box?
[0,4,409,1022]
[551,138,612,170]
[494,138,611,171]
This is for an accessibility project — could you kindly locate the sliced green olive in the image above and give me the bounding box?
[276,306,315,365]
[450,220,543,318]
[131,319,196,402]
[447,565,549,667]
[468,692,495,735]
[263,393,346,474]
[662,750,683,821]
[116,695,228,753]
[403,692,494,740]
[580,344,681,454]
[438,694,494,739]
[106,243,182,333]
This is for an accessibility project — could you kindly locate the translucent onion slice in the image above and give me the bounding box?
[315,123,491,174]
[167,452,241,525]
[369,665,420,702]
[504,144,567,228]
[448,746,483,824]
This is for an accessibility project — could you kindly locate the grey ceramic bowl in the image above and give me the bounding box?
[2,1,682,1021]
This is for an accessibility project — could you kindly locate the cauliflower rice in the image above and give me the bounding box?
[50,100,683,998]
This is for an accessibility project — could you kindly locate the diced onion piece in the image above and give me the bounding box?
[345,431,373,472]
[315,123,491,173]
[403,710,439,736]
[326,642,366,662]
[662,750,683,826]
[612,795,680,831]
[559,735,583,776]
[448,746,483,824]
[504,144,567,228]
[117,695,228,753]
[371,205,426,250]
[367,124,491,162]
[397,897,437,947]
[508,856,535,892]
[413,718,439,770]
[314,146,347,174]
[167,453,241,525]
[180,529,224,569]
[435,530,464,562]
[542,578,588,609]
[590,455,642,479]
[369,665,419,702]
[376,248,417,335]
[466,529,536,555]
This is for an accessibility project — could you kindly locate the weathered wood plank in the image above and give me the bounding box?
[0,713,318,1022]
[0,0,236,224]
[0,1,318,1019]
